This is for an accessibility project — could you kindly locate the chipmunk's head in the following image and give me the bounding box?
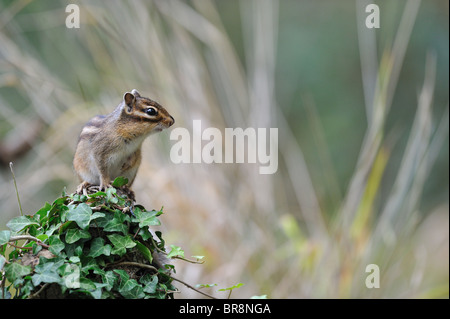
[121,89,175,135]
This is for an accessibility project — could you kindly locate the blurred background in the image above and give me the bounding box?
[0,0,448,298]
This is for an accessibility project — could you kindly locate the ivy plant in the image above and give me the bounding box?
[1,176,265,299]
[0,178,184,299]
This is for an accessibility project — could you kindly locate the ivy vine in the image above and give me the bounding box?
[0,177,203,299]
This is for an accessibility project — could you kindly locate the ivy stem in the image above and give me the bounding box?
[106,261,158,273]
[133,227,140,239]
[28,283,50,299]
[170,275,217,299]
[7,243,32,250]
[9,235,50,248]
[173,256,205,264]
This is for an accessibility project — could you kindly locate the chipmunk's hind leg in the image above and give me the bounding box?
[76,181,91,196]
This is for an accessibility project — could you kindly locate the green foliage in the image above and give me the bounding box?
[111,177,129,188]
[4,263,32,283]
[132,207,162,227]
[218,282,244,292]
[195,281,247,299]
[195,283,217,289]
[107,234,136,256]
[0,178,265,299]
[0,179,180,299]
[6,216,39,233]
[167,245,185,259]
[0,231,10,246]
[66,203,105,230]
[218,282,245,298]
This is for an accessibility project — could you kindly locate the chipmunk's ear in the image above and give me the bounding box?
[131,89,141,98]
[123,92,135,112]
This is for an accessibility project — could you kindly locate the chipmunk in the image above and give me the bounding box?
[73,89,174,195]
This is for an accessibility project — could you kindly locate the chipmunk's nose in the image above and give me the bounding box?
[169,115,175,126]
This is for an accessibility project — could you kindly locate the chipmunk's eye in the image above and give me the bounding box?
[145,108,158,116]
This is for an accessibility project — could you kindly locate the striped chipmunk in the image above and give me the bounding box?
[73,89,174,196]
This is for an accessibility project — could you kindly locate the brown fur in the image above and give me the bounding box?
[73,90,174,191]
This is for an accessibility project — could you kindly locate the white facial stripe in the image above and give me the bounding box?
[138,109,158,119]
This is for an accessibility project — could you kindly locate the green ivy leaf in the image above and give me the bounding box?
[74,194,88,202]
[91,212,105,221]
[48,197,68,220]
[119,279,145,299]
[101,271,117,291]
[196,283,217,289]
[155,283,169,299]
[66,204,92,229]
[66,203,104,230]
[35,202,52,220]
[167,245,184,258]
[52,197,68,206]
[192,255,205,261]
[60,263,80,288]
[4,262,32,282]
[32,262,61,286]
[140,274,158,294]
[69,256,80,263]
[45,223,61,237]
[112,176,129,188]
[79,277,96,290]
[135,241,153,263]
[103,211,129,235]
[106,187,118,204]
[0,230,11,245]
[36,234,48,242]
[132,208,161,228]
[138,227,153,241]
[114,269,129,282]
[88,237,112,258]
[107,234,136,256]
[89,283,109,299]
[48,235,65,255]
[6,216,39,233]
[87,191,107,198]
[74,245,83,257]
[65,228,91,244]
[218,282,244,292]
